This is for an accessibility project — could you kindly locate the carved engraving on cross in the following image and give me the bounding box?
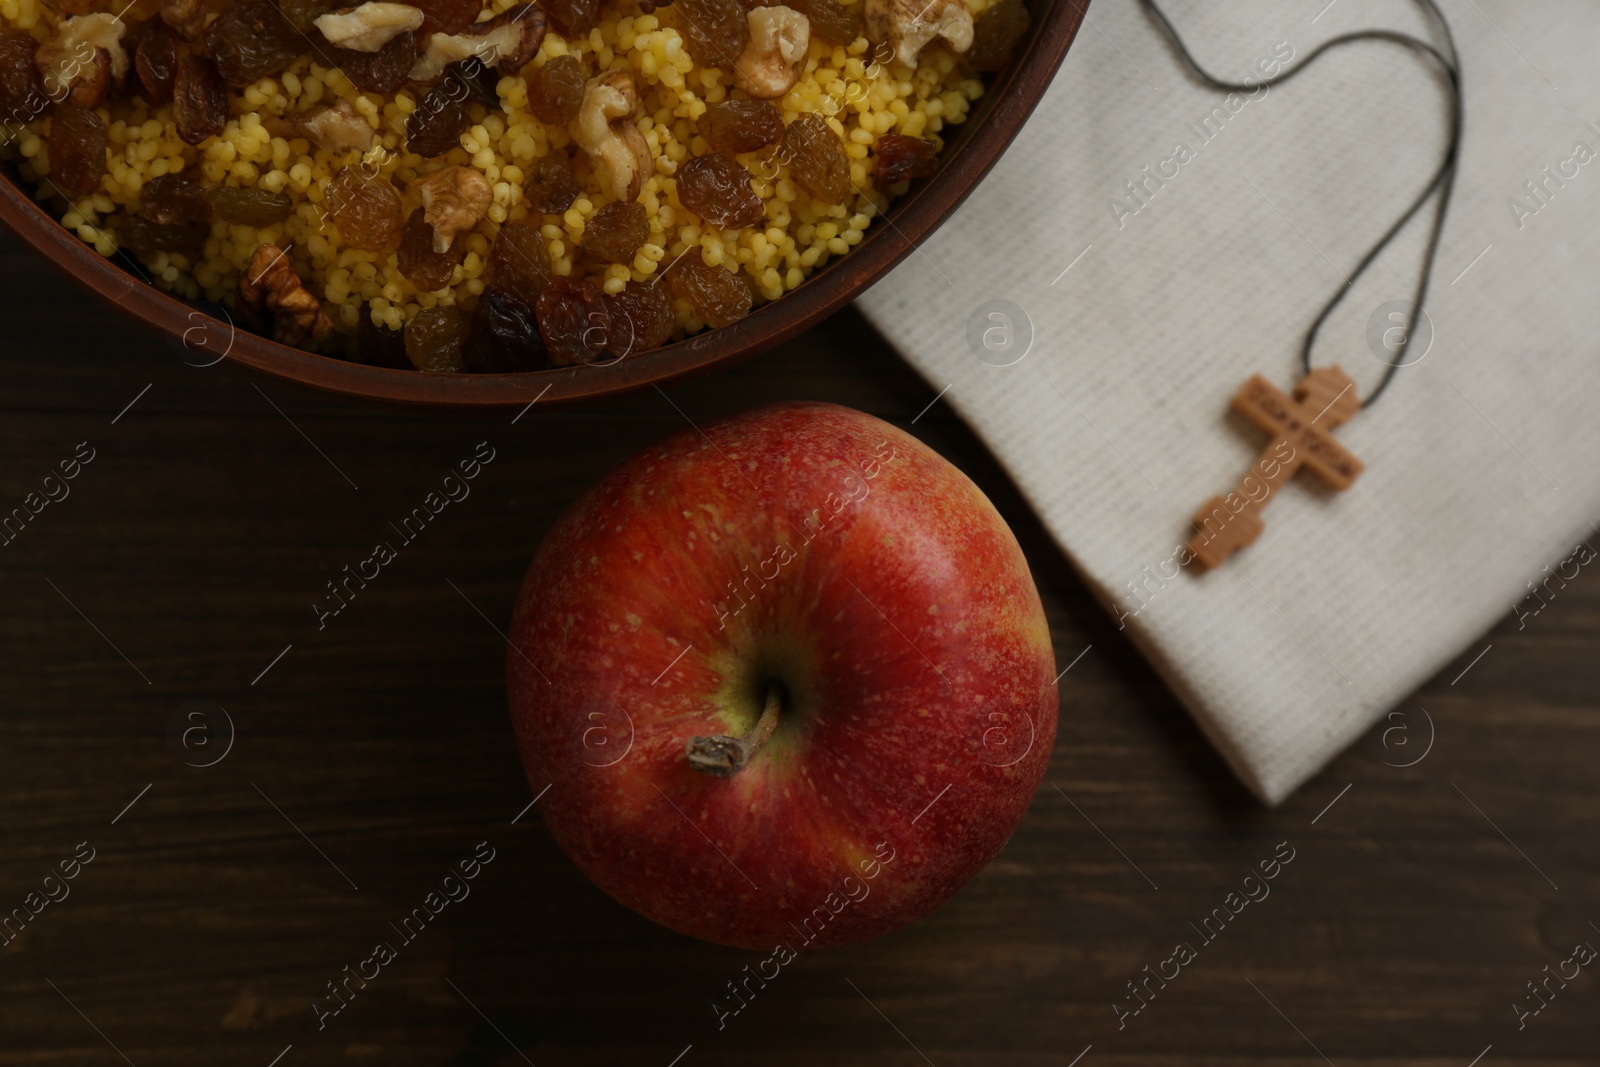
[1186,365,1364,570]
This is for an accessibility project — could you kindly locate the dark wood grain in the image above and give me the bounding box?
[0,228,1595,1067]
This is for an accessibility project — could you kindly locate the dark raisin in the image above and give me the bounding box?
[676,153,764,230]
[448,56,501,109]
[698,98,783,156]
[281,0,338,33]
[413,0,482,37]
[405,307,469,371]
[786,0,860,45]
[541,0,602,38]
[202,0,302,87]
[486,220,553,303]
[537,276,612,365]
[782,113,850,204]
[324,168,403,251]
[357,312,412,368]
[118,215,209,258]
[676,0,747,70]
[0,29,49,125]
[210,186,295,227]
[406,79,472,157]
[397,206,463,291]
[525,54,584,124]
[173,53,227,145]
[524,151,579,215]
[669,257,751,327]
[50,102,107,199]
[329,30,417,95]
[140,172,213,225]
[607,280,675,355]
[464,283,545,371]
[874,133,939,186]
[582,200,649,263]
[131,18,180,106]
[966,0,1030,72]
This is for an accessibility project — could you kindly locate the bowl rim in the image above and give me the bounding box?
[0,0,1087,409]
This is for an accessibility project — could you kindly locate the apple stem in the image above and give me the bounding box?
[685,682,782,777]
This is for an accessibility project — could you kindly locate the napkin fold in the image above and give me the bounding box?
[858,0,1600,803]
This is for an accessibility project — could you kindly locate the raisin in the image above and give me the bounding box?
[281,0,337,33]
[413,0,481,37]
[397,206,463,290]
[132,18,180,106]
[210,186,294,227]
[874,133,939,186]
[966,0,1030,72]
[140,172,213,225]
[607,280,675,355]
[669,257,751,328]
[698,98,783,156]
[203,0,302,87]
[50,102,107,199]
[330,30,417,95]
[582,200,649,264]
[464,283,545,371]
[118,215,209,258]
[357,312,411,368]
[173,53,227,145]
[676,0,747,70]
[486,220,553,303]
[782,113,850,204]
[676,153,764,230]
[537,276,612,365]
[0,29,49,125]
[324,168,403,252]
[524,151,579,215]
[525,54,584,124]
[449,56,501,109]
[405,307,469,371]
[406,79,471,157]
[541,0,602,38]
[786,0,860,45]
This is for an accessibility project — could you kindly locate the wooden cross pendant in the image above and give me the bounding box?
[1186,366,1364,570]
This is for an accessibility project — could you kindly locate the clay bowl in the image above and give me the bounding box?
[0,1,1087,409]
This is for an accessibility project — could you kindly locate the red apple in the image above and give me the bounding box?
[507,402,1056,950]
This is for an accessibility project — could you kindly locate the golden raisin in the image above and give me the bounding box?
[699,98,784,156]
[874,134,940,186]
[202,0,302,87]
[541,0,601,38]
[404,307,469,372]
[172,53,226,145]
[677,0,747,70]
[525,54,584,124]
[211,186,295,227]
[0,29,47,125]
[782,113,850,204]
[406,78,471,157]
[324,168,403,252]
[140,172,212,225]
[966,0,1030,72]
[524,152,579,215]
[397,207,463,291]
[677,153,765,230]
[669,258,752,328]
[786,0,860,45]
[607,280,675,356]
[131,18,180,107]
[582,200,649,263]
[487,220,554,303]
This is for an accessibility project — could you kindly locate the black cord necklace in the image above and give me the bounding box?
[1141,0,1463,408]
[1146,0,1466,570]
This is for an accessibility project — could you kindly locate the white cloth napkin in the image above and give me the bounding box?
[857,0,1600,804]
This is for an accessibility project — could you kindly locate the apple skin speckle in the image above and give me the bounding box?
[507,402,1058,951]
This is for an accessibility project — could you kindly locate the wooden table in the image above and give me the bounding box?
[2,230,1594,1066]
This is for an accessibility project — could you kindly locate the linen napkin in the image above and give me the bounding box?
[857,0,1600,803]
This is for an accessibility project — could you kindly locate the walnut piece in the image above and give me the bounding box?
[406,4,546,82]
[571,71,652,203]
[160,0,207,39]
[733,6,809,100]
[413,166,492,253]
[313,2,424,52]
[239,244,334,346]
[865,0,972,67]
[297,97,376,153]
[36,13,127,107]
